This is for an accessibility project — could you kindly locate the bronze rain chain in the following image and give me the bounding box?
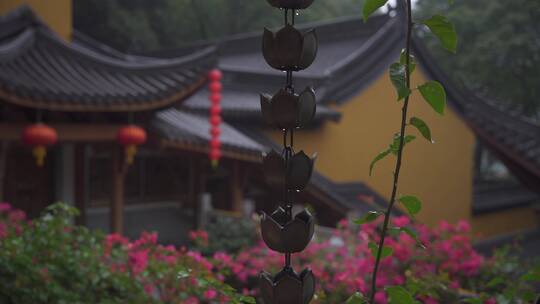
[259,0,318,303]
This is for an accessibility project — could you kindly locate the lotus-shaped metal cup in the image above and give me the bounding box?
[262,150,316,191]
[260,268,316,304]
[266,0,315,9]
[263,25,317,71]
[261,207,315,253]
[261,87,316,130]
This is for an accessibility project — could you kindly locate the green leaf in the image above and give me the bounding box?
[354,211,383,225]
[389,63,411,100]
[370,134,415,176]
[418,81,447,115]
[386,286,415,304]
[423,14,457,53]
[399,49,416,75]
[390,134,416,155]
[362,0,388,22]
[398,227,426,249]
[462,299,482,304]
[520,272,540,282]
[346,292,367,304]
[369,149,391,176]
[486,277,505,288]
[409,117,433,142]
[398,195,422,216]
[369,242,393,258]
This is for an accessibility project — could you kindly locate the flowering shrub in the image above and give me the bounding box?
[190,214,257,256]
[211,217,540,303]
[0,203,254,304]
[1,202,537,303]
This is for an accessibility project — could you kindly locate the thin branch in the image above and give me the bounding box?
[368,0,413,302]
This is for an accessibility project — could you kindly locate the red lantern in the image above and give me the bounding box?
[210,127,221,137]
[210,93,222,104]
[210,115,221,126]
[22,123,58,167]
[210,105,222,116]
[209,82,222,93]
[208,69,223,168]
[117,125,147,165]
[210,138,221,149]
[208,69,223,82]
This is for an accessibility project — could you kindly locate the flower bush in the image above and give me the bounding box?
[210,217,540,303]
[190,214,257,256]
[0,203,254,304]
[1,202,537,303]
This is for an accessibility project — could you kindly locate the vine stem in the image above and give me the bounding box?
[368,0,413,302]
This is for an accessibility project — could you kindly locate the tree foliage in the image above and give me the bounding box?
[415,0,540,118]
[74,0,364,53]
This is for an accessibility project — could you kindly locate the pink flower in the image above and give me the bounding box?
[392,216,410,227]
[128,250,148,275]
[422,296,439,304]
[204,288,218,300]
[484,298,496,304]
[449,280,460,289]
[0,222,7,239]
[184,297,199,304]
[0,202,11,213]
[144,284,154,295]
[8,210,25,222]
[456,220,471,233]
[374,291,387,304]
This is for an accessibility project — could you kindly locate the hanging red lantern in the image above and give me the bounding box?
[208,69,223,168]
[22,123,58,167]
[117,125,147,165]
[210,137,221,149]
[210,126,221,137]
[208,69,223,82]
[210,93,222,104]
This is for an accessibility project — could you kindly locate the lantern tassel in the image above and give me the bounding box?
[211,159,219,168]
[125,144,137,165]
[32,146,46,167]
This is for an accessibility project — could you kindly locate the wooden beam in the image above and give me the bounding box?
[0,123,125,142]
[110,147,126,234]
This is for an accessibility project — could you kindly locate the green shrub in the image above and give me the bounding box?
[0,203,254,304]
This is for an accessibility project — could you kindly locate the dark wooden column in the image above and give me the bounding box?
[0,141,9,201]
[191,158,207,229]
[230,160,244,213]
[110,146,126,234]
[74,144,86,225]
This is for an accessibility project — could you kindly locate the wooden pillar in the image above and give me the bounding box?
[230,161,244,213]
[187,156,196,209]
[74,144,86,225]
[192,158,207,229]
[0,141,9,201]
[110,147,126,234]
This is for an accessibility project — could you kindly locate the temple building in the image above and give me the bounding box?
[0,1,538,243]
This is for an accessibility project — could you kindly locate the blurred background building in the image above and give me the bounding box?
[0,0,538,246]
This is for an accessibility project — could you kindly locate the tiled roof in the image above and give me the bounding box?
[138,14,401,123]
[473,181,540,214]
[180,87,341,124]
[412,38,540,192]
[216,14,402,104]
[151,108,266,161]
[0,6,216,112]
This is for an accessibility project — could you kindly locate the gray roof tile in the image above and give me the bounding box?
[0,6,216,112]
